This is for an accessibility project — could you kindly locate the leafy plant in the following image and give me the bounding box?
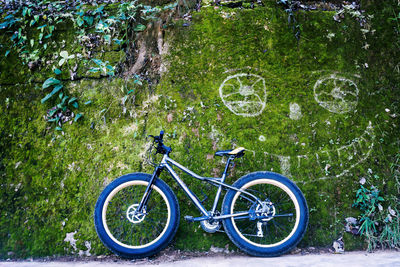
[89,58,115,77]
[0,0,177,131]
[353,153,400,250]
[58,51,75,67]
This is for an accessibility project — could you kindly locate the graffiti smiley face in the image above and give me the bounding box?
[218,70,374,182]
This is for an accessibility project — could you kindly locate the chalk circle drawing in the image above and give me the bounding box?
[219,73,267,117]
[314,74,359,114]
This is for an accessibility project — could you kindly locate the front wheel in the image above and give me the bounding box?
[222,172,308,257]
[94,173,180,258]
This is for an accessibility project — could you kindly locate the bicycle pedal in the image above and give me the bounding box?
[184,215,194,222]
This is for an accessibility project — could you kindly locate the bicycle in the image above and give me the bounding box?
[94,130,309,258]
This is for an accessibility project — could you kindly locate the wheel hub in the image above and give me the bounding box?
[126,204,147,224]
[255,201,276,222]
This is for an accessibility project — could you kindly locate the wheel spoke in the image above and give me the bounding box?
[102,181,171,248]
[229,178,300,247]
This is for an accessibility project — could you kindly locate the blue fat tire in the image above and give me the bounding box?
[222,171,308,257]
[94,173,180,258]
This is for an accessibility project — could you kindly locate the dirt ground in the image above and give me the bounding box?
[1,248,400,267]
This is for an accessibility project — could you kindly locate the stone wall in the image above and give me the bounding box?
[0,0,399,257]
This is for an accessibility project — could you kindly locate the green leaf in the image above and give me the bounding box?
[72,102,78,109]
[134,24,146,32]
[58,58,66,66]
[41,84,63,103]
[49,108,58,117]
[55,126,63,131]
[68,97,77,104]
[89,67,100,73]
[42,77,61,89]
[92,58,102,65]
[60,51,69,58]
[74,113,83,122]
[61,95,69,105]
[76,16,84,27]
[5,50,10,57]
[134,79,143,85]
[30,39,34,47]
[113,39,123,45]
[83,16,94,26]
[104,34,111,43]
[54,68,62,75]
[94,5,104,14]
[47,117,57,122]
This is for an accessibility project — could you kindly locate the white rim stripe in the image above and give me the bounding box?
[231,179,300,248]
[102,180,171,249]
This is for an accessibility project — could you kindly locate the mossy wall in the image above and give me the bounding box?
[1,0,399,257]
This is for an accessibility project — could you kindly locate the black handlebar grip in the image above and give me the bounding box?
[160,130,164,140]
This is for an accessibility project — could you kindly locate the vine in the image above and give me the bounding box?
[0,0,177,131]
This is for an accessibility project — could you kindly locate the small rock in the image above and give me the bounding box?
[291,248,301,254]
[209,245,224,253]
[332,237,344,253]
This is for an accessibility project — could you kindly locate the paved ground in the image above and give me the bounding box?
[1,251,400,267]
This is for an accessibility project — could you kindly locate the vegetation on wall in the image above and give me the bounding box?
[0,0,175,131]
[0,0,399,258]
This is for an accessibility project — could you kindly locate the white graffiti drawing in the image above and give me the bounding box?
[219,73,267,117]
[314,74,359,114]
[315,121,375,181]
[261,122,375,183]
[289,102,302,120]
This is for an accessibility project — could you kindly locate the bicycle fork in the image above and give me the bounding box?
[136,166,163,213]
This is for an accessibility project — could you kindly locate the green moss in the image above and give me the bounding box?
[147,3,400,250]
[0,1,399,258]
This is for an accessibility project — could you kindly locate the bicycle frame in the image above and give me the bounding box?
[138,154,262,222]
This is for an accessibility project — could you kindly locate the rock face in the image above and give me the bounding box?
[0,1,399,257]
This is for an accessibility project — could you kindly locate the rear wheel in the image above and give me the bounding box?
[94,173,179,258]
[222,172,308,256]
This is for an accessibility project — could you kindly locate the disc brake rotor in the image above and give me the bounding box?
[256,201,276,222]
[126,204,147,224]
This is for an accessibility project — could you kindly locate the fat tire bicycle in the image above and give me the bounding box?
[94,131,309,258]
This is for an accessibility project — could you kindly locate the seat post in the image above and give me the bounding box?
[221,156,235,181]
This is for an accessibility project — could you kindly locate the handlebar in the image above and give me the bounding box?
[148,130,171,155]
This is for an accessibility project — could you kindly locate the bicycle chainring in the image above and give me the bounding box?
[200,212,221,233]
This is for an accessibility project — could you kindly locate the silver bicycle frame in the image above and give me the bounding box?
[159,154,260,220]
